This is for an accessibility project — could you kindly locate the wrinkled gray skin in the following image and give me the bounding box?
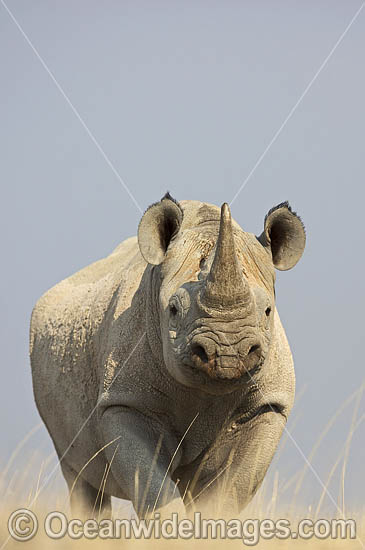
[30,196,305,518]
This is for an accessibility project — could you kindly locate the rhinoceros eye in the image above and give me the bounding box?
[265,307,271,317]
[199,257,206,269]
[169,302,180,330]
[169,304,178,317]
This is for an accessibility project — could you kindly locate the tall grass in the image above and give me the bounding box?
[0,386,364,549]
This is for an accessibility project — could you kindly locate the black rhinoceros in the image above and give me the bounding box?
[30,194,305,518]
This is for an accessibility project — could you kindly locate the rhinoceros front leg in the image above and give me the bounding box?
[60,460,112,519]
[184,407,286,515]
[100,406,184,518]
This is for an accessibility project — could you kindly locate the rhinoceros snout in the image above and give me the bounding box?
[188,336,263,380]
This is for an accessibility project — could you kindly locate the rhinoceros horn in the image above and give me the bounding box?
[202,203,249,309]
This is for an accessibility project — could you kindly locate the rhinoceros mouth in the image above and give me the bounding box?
[175,362,263,395]
[181,355,263,385]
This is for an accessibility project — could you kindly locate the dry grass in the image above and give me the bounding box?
[1,386,364,549]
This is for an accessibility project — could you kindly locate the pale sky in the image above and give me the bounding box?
[1,1,364,510]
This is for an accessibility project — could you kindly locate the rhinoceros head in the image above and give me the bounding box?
[138,193,305,394]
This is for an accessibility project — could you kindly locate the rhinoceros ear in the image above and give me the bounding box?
[138,192,183,265]
[258,201,306,271]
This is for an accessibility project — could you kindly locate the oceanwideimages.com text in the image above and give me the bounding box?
[8,509,356,545]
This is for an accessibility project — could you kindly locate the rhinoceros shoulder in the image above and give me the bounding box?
[29,235,143,356]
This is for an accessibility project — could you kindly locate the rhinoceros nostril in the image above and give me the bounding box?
[248,344,261,356]
[191,343,209,364]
